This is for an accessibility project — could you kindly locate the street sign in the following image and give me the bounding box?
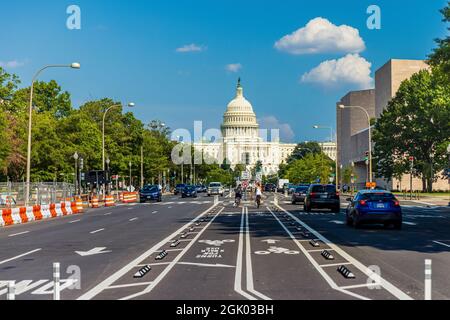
[241,171,250,180]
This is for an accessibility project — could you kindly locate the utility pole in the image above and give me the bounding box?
[141,146,144,189]
[409,156,414,200]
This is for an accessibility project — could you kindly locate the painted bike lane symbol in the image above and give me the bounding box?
[254,246,300,255]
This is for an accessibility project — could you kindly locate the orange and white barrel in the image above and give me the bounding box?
[105,195,115,207]
[91,196,99,208]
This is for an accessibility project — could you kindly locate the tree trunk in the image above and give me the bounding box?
[422,177,427,193]
[427,177,433,193]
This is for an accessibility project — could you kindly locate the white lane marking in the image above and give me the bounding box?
[274,205,413,300]
[77,203,220,300]
[106,282,153,290]
[129,218,139,222]
[267,207,369,301]
[127,208,134,210]
[340,283,377,290]
[177,262,235,268]
[69,219,81,224]
[152,211,158,214]
[104,212,112,216]
[330,220,345,225]
[320,262,352,268]
[403,221,417,226]
[90,229,105,234]
[168,206,173,209]
[433,240,450,248]
[8,231,30,237]
[119,207,225,300]
[245,207,272,300]
[76,247,112,257]
[234,206,257,300]
[0,249,42,265]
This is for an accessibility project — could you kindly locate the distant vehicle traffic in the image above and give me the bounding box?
[174,184,186,195]
[181,185,198,198]
[207,182,224,197]
[291,185,309,204]
[139,185,162,203]
[277,179,290,192]
[304,184,340,213]
[345,190,402,229]
[195,185,207,193]
[264,183,276,192]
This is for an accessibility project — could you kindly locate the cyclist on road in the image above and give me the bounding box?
[255,183,262,208]
[234,185,243,207]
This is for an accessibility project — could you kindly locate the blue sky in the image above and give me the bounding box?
[0,0,447,143]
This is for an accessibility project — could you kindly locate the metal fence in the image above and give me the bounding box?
[0,182,76,208]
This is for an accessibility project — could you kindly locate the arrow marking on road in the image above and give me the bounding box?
[75,247,112,257]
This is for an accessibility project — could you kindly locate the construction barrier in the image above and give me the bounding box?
[75,197,83,213]
[119,193,124,203]
[91,196,99,208]
[105,195,115,207]
[122,192,138,204]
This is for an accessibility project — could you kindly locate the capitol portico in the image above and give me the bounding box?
[194,79,297,175]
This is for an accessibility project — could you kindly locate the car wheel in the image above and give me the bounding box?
[394,222,402,230]
[346,215,353,226]
[304,203,310,212]
[352,216,360,229]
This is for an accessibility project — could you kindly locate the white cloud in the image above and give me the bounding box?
[301,54,373,89]
[176,44,206,53]
[258,116,295,142]
[225,63,242,73]
[275,17,365,55]
[0,60,26,68]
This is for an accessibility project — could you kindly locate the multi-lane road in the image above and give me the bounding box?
[0,193,449,300]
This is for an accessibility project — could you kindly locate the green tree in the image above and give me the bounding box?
[287,141,322,163]
[373,69,450,192]
[286,154,334,184]
[429,2,450,78]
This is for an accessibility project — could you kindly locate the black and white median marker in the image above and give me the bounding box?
[195,221,201,226]
[53,262,60,301]
[7,281,15,301]
[155,250,168,260]
[290,222,296,226]
[321,250,335,260]
[337,265,355,279]
[425,259,432,300]
[171,240,181,247]
[134,265,152,278]
[180,233,187,239]
[309,239,320,247]
[296,227,302,231]
[189,226,195,232]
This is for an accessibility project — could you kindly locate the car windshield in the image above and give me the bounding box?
[360,193,396,201]
[185,186,195,191]
[210,183,221,187]
[311,185,336,193]
[176,184,186,188]
[295,186,308,192]
[142,186,158,192]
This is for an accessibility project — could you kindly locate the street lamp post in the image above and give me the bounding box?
[129,161,132,192]
[73,152,79,196]
[313,125,338,189]
[106,158,110,195]
[25,63,80,205]
[447,144,450,207]
[338,105,373,186]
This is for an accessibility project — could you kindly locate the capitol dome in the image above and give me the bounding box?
[221,79,259,139]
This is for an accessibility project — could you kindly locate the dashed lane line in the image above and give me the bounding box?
[8,231,30,237]
[433,240,450,248]
[77,202,221,300]
[90,229,105,234]
[0,249,42,265]
[273,204,413,300]
[129,218,139,222]
[69,219,81,224]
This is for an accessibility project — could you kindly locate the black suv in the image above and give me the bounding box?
[304,184,340,213]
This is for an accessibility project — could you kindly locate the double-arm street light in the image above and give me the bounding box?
[338,104,373,185]
[25,63,81,206]
[313,125,339,190]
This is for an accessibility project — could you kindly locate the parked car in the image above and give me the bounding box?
[181,185,198,198]
[288,184,297,195]
[264,183,276,192]
[195,184,207,193]
[174,184,186,195]
[346,190,402,229]
[291,185,309,204]
[304,184,340,213]
[139,185,162,203]
[207,182,224,197]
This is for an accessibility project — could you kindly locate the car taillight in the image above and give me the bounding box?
[359,200,368,206]
[393,200,400,207]
[335,192,340,197]
[310,192,316,198]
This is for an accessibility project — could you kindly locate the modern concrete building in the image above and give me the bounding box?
[337,59,448,191]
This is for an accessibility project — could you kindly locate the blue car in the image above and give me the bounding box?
[346,190,402,229]
[181,185,198,198]
[139,185,162,203]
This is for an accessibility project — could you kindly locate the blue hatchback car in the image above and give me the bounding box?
[346,190,402,229]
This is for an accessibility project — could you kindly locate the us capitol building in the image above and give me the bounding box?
[194,79,297,175]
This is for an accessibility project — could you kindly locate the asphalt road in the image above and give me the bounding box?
[0,192,449,300]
